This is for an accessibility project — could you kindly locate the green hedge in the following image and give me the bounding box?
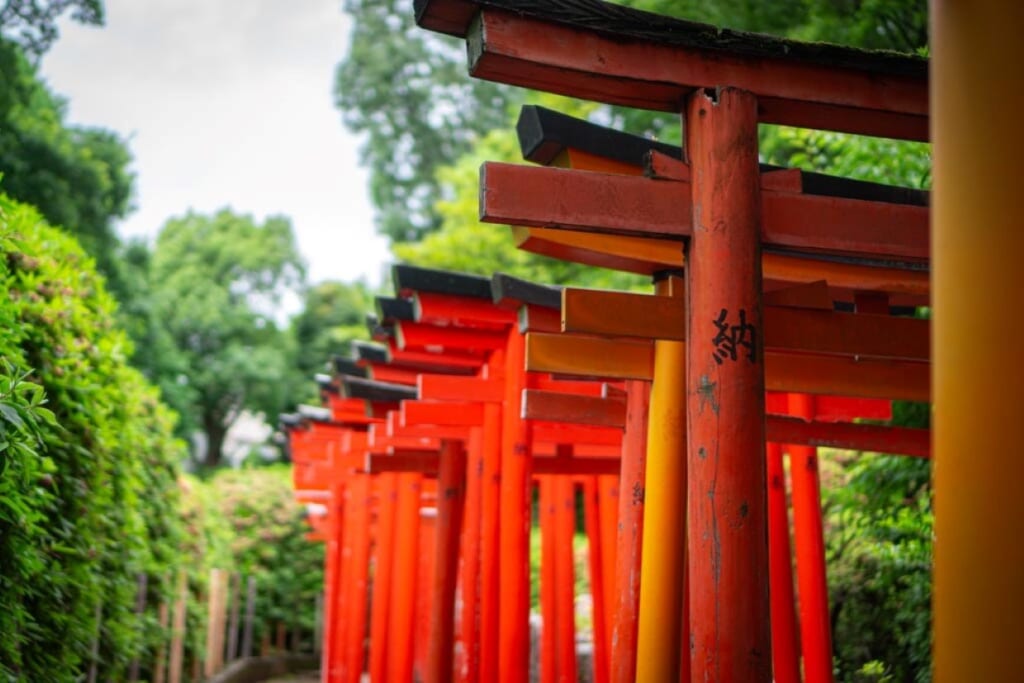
[0,193,186,682]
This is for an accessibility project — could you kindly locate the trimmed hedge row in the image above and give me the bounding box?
[0,193,186,681]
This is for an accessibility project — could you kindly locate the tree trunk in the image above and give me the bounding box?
[202,415,229,469]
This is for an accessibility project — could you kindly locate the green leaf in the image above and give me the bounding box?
[0,403,25,430]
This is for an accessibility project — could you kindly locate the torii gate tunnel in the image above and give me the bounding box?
[279,0,1024,681]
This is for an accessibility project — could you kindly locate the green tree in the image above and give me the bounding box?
[144,209,306,469]
[335,0,517,243]
[0,0,102,57]
[0,37,135,292]
[393,124,647,290]
[292,279,373,381]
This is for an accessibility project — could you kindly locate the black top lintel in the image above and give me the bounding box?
[352,341,390,364]
[517,105,928,207]
[491,272,562,310]
[332,356,369,379]
[341,375,419,402]
[414,0,926,80]
[393,264,493,300]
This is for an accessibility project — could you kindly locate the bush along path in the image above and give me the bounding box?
[0,192,186,682]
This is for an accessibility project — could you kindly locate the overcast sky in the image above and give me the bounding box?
[41,0,391,287]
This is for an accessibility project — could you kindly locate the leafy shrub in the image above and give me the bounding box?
[200,465,324,646]
[0,192,186,681]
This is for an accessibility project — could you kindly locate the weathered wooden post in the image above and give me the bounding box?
[241,575,257,659]
[225,573,241,663]
[168,572,188,683]
[153,600,170,683]
[685,86,771,682]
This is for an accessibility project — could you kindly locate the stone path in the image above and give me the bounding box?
[262,673,319,683]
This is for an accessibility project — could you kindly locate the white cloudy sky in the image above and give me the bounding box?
[41,0,391,286]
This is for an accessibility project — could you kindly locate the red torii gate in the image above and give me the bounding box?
[413,2,930,681]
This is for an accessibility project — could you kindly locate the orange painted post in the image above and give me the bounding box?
[415,496,438,683]
[322,514,343,680]
[388,472,423,683]
[583,477,610,683]
[427,439,468,683]
[554,473,578,683]
[766,442,800,683]
[612,379,649,683]
[933,5,1024,680]
[332,484,351,683]
[459,427,484,683]
[499,327,533,682]
[344,474,371,683]
[787,393,834,683]
[596,473,617,667]
[686,87,771,683]
[540,476,558,683]
[479,399,503,683]
[636,272,687,683]
[369,473,397,683]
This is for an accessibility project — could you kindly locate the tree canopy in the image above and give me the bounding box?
[0,0,103,57]
[292,279,373,382]
[0,37,135,293]
[334,0,515,243]
[140,209,306,469]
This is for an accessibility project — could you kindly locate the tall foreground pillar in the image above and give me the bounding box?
[685,87,771,683]
[932,3,1024,680]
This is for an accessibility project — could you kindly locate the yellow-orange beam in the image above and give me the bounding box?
[525,332,655,381]
[933,2,1024,680]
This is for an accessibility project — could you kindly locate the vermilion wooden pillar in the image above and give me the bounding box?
[554,474,578,683]
[427,439,468,683]
[459,427,484,683]
[415,495,438,682]
[332,483,352,683]
[322,506,343,682]
[583,477,609,683]
[479,399,503,683]
[787,393,834,683]
[499,327,533,682]
[596,473,617,665]
[766,442,800,683]
[369,473,397,683]
[612,379,649,683]
[344,474,372,683]
[388,472,423,683]
[540,476,558,683]
[686,87,771,683]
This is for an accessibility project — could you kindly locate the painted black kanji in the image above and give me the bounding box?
[711,308,757,365]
